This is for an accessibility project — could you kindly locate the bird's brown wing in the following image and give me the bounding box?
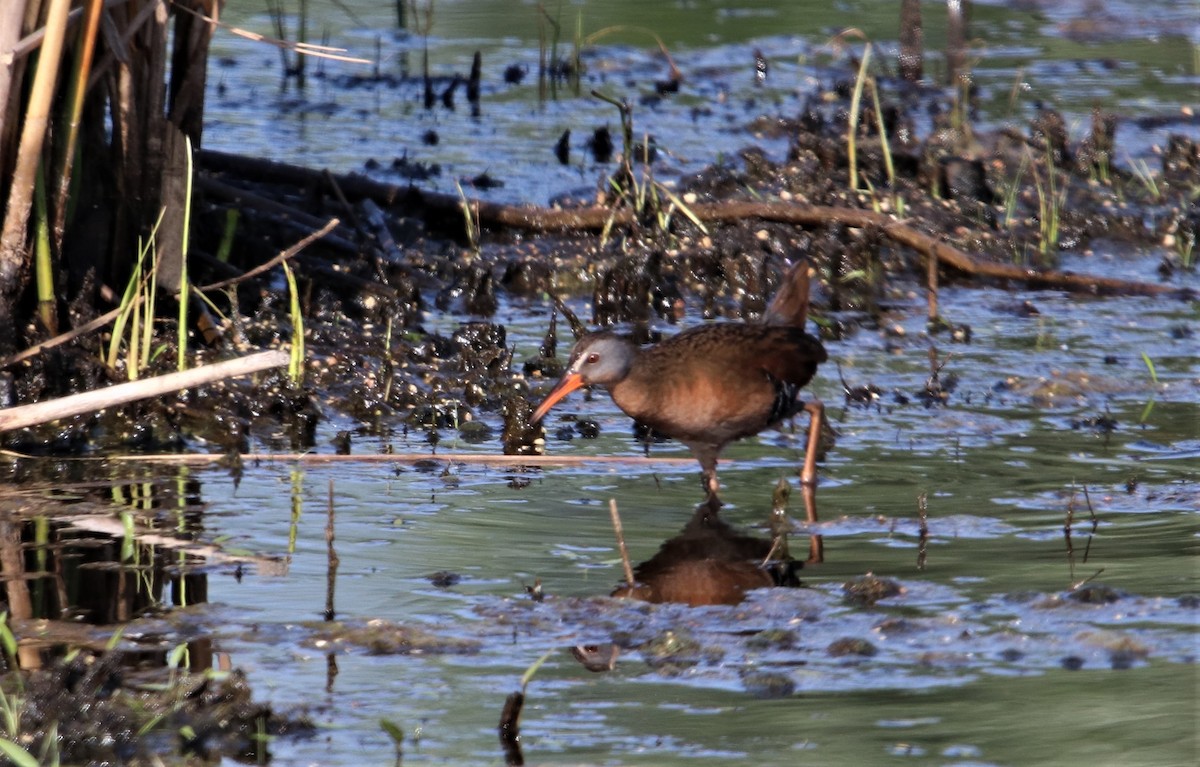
[616,324,825,445]
[756,326,827,389]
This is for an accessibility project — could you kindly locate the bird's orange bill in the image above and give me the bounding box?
[531,372,585,423]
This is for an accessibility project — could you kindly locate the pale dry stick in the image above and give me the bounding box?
[0,306,126,370]
[0,2,21,145]
[609,498,637,588]
[0,349,288,432]
[0,218,338,370]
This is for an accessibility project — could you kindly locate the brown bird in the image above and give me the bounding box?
[531,261,827,508]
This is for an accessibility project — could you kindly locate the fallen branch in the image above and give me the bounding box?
[195,216,340,292]
[0,349,288,432]
[693,202,1185,299]
[198,150,1191,299]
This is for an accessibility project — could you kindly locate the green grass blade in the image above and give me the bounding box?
[847,43,872,192]
[0,740,39,767]
[520,648,557,690]
[1140,352,1158,384]
[282,262,305,385]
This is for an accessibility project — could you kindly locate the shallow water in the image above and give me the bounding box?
[140,264,1194,766]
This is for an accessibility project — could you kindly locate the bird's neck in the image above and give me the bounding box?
[605,348,657,422]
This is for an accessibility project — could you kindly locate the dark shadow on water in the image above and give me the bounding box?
[611,502,817,607]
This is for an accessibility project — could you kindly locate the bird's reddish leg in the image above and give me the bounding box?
[800,400,824,563]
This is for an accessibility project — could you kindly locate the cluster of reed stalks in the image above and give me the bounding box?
[0,0,218,367]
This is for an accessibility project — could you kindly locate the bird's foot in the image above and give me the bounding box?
[694,493,723,525]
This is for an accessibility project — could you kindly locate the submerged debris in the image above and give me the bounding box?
[305,618,480,655]
[827,637,879,657]
[842,574,905,606]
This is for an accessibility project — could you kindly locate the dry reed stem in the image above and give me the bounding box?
[0,0,72,287]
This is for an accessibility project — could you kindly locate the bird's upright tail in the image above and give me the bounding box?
[763,260,812,329]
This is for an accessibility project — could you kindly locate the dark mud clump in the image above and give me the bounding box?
[842,574,905,606]
[304,618,480,655]
[827,637,879,657]
[6,651,311,763]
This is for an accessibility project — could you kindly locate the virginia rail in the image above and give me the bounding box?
[531,261,827,506]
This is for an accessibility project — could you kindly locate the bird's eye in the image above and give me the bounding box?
[585,353,600,364]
